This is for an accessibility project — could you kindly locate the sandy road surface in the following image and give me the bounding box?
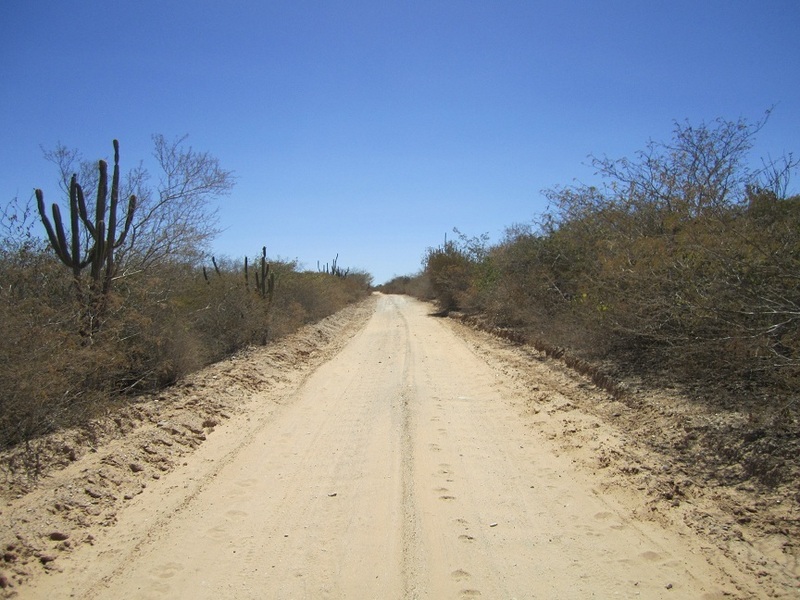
[22,295,759,599]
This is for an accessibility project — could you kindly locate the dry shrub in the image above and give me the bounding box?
[0,254,108,447]
[413,116,799,411]
[270,269,371,335]
[0,248,370,450]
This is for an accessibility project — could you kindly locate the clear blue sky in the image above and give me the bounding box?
[2,1,798,284]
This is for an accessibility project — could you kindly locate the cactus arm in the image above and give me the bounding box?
[79,246,95,270]
[69,176,82,271]
[74,177,95,238]
[71,179,98,270]
[106,145,120,266]
[35,189,71,266]
[117,195,136,246]
[260,246,267,298]
[90,219,104,284]
[268,271,275,303]
[110,195,136,250]
[102,142,121,291]
[90,160,107,282]
[51,204,72,265]
[95,160,108,231]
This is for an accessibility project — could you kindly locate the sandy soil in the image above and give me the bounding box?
[1,294,797,598]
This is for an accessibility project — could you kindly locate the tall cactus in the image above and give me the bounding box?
[327,253,349,278]
[254,246,275,303]
[36,140,136,329]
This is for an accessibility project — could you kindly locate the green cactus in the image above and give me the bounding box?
[254,246,275,302]
[35,140,136,327]
[211,256,222,276]
[326,253,349,278]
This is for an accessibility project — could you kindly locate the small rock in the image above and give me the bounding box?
[48,532,69,541]
[489,522,498,527]
[129,463,145,473]
[328,493,337,497]
[84,487,103,499]
[38,554,57,564]
[665,583,673,590]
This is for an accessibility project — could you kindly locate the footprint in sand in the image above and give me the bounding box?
[439,495,457,501]
[639,550,664,562]
[149,581,172,594]
[459,534,475,543]
[204,524,227,542]
[451,569,471,581]
[230,480,257,498]
[153,562,183,579]
[461,590,482,598]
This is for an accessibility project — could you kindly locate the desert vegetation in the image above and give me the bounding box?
[0,138,371,451]
[386,114,799,483]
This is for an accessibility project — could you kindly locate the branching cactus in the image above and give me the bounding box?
[254,246,275,303]
[35,139,136,331]
[328,253,349,278]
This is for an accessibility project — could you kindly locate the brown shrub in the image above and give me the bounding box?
[0,249,370,450]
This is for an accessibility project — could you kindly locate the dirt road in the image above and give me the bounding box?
[17,295,772,598]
